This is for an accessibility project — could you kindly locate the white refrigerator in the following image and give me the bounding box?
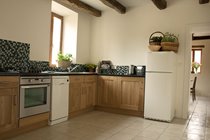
[144,52,177,122]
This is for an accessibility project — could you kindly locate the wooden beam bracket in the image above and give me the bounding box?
[53,0,102,17]
[152,0,167,10]
[199,0,209,4]
[100,0,126,14]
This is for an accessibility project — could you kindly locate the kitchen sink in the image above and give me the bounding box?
[69,72,96,74]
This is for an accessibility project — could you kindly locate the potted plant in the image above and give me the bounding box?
[161,32,179,52]
[192,62,201,74]
[57,53,72,69]
[148,31,164,51]
[84,64,97,72]
[149,36,163,45]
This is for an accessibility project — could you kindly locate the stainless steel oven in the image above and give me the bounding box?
[20,76,51,118]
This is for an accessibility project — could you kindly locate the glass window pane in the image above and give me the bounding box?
[194,50,201,73]
[51,16,62,65]
[24,87,47,108]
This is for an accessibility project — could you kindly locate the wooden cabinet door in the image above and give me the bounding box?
[81,76,97,109]
[69,76,83,113]
[119,77,144,111]
[138,78,145,112]
[0,76,19,133]
[97,76,119,107]
[69,75,97,113]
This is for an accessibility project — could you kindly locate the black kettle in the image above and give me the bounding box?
[130,65,137,75]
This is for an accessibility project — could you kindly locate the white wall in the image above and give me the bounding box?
[63,15,78,63]
[90,0,210,118]
[76,13,92,64]
[0,0,51,61]
[192,40,210,97]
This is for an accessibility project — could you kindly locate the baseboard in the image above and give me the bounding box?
[94,106,144,117]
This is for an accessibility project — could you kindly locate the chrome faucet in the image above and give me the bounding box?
[68,65,79,72]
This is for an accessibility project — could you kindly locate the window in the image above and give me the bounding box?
[49,12,63,65]
[191,49,202,73]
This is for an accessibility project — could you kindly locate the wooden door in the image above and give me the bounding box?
[69,76,83,113]
[97,76,119,107]
[0,76,19,133]
[119,77,144,111]
[80,76,97,109]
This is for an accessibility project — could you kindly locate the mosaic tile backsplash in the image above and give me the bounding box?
[100,66,129,75]
[0,39,30,71]
[0,38,132,75]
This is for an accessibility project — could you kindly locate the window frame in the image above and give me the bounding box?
[191,48,202,73]
[49,12,64,66]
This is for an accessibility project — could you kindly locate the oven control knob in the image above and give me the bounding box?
[41,79,44,82]
[28,79,32,83]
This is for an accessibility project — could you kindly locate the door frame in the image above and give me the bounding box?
[182,22,210,118]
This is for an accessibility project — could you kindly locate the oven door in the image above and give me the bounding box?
[20,84,50,118]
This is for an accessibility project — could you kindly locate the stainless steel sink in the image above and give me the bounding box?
[69,72,96,75]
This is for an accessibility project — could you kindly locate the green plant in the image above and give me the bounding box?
[161,32,178,42]
[150,36,163,43]
[57,53,72,62]
[192,62,201,73]
[84,64,97,69]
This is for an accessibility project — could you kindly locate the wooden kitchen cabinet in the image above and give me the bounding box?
[69,76,83,113]
[97,76,119,107]
[81,76,96,109]
[96,76,145,116]
[0,76,19,134]
[69,75,97,116]
[119,77,144,111]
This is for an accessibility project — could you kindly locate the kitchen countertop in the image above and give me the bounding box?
[0,72,20,76]
[0,72,145,77]
[0,72,97,76]
[99,74,145,77]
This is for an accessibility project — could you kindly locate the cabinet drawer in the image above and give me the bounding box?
[84,76,97,82]
[0,76,19,88]
[69,76,84,83]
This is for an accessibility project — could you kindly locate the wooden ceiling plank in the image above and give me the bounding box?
[100,0,126,14]
[53,0,102,17]
[199,0,209,4]
[152,0,167,10]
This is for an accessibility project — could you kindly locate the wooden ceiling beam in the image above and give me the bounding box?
[100,0,126,14]
[152,0,167,10]
[199,0,209,4]
[53,0,102,17]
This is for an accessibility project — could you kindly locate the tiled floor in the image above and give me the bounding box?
[8,96,210,140]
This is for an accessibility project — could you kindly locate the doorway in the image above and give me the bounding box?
[183,23,210,119]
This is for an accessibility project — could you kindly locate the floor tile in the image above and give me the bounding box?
[7,96,210,140]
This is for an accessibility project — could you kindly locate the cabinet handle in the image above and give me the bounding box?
[14,95,17,106]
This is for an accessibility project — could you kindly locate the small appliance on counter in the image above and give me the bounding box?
[136,65,146,76]
[129,65,136,75]
[129,65,146,76]
[97,60,115,73]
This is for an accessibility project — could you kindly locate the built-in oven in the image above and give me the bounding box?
[20,76,51,118]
